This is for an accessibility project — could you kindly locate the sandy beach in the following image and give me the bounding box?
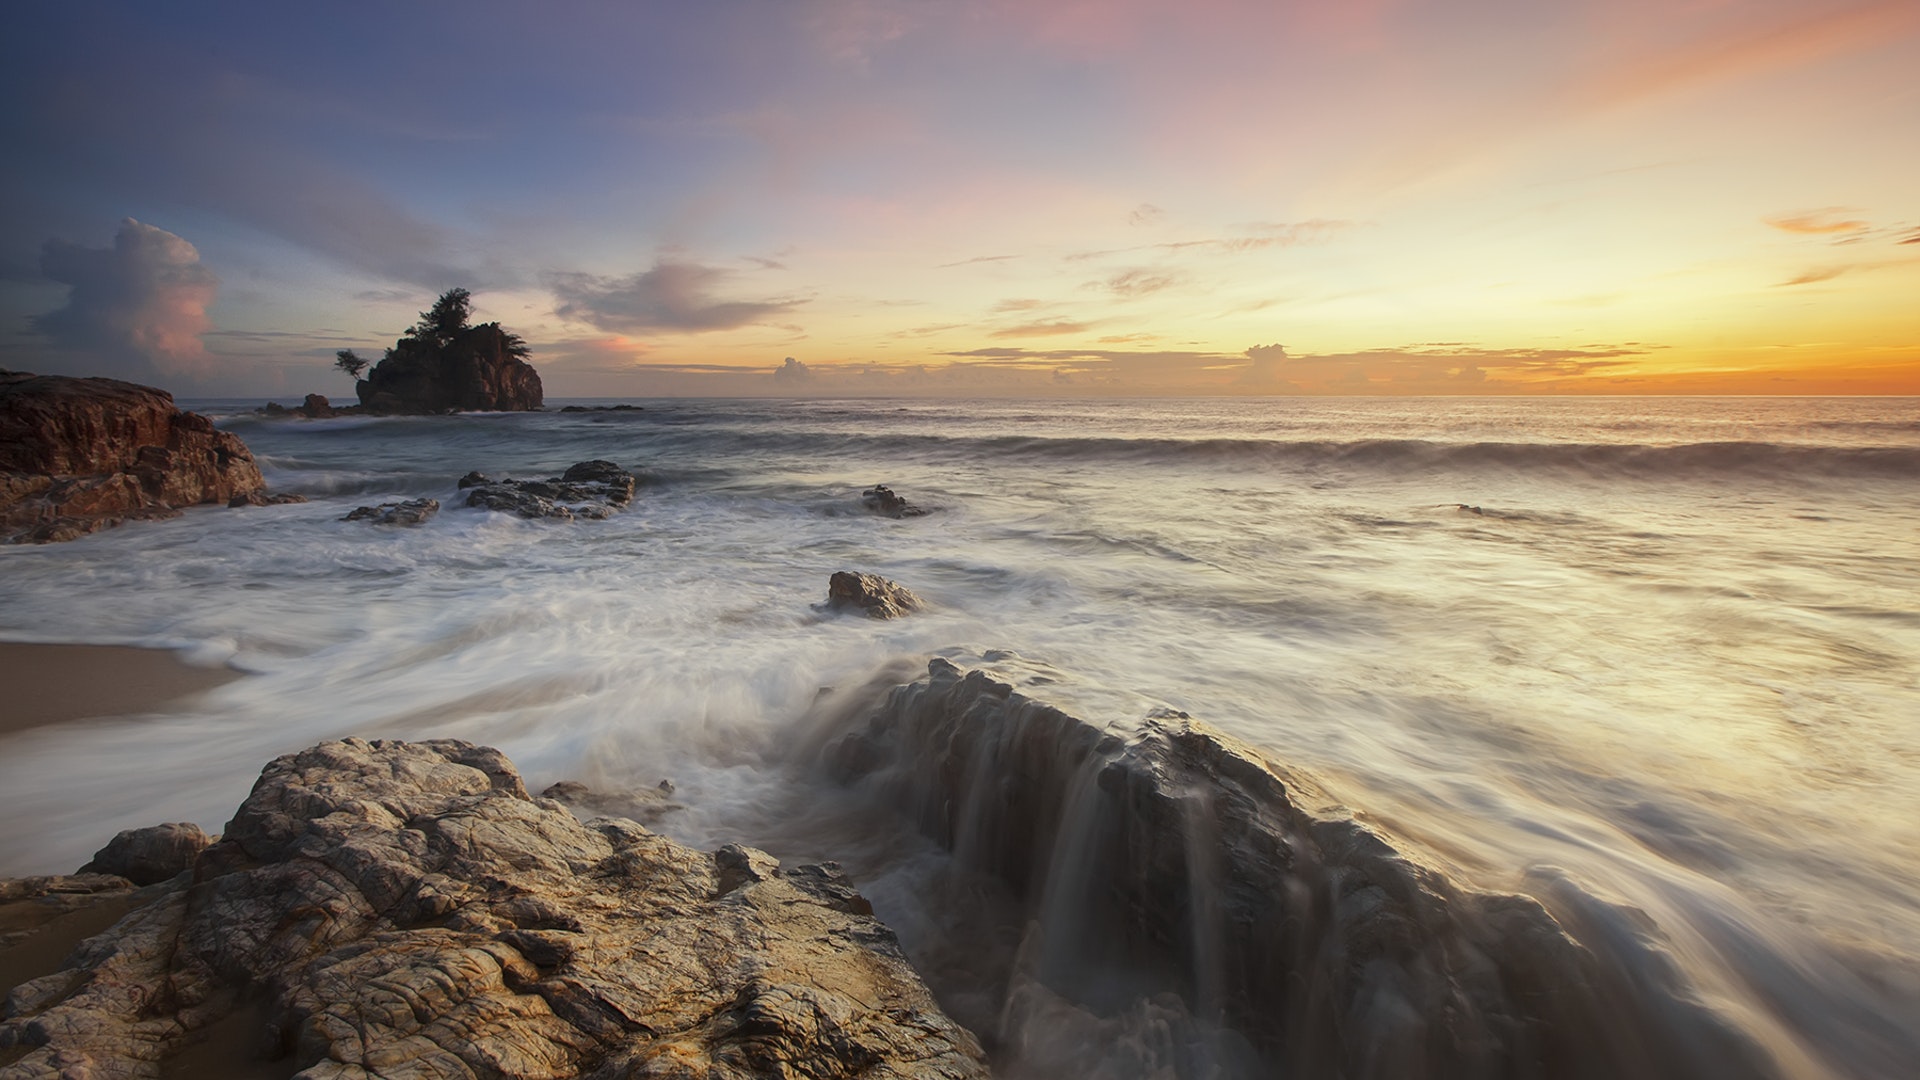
[0,642,240,735]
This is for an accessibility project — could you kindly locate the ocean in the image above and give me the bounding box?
[2,395,1916,1078]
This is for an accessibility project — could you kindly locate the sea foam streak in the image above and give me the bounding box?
[1,395,1916,1078]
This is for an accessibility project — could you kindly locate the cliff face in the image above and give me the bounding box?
[356,325,544,414]
[0,371,267,543]
[0,739,986,1080]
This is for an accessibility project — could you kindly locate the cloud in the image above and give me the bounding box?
[1238,342,1642,392]
[1775,266,1849,287]
[937,254,1020,268]
[551,261,804,334]
[1105,269,1178,297]
[1899,228,1920,245]
[990,319,1092,338]
[1128,203,1164,226]
[1067,219,1357,262]
[992,298,1046,313]
[773,356,813,381]
[31,218,218,379]
[1765,209,1870,236]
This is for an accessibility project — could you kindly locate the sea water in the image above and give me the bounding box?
[1,396,1916,1077]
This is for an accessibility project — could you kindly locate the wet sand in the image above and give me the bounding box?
[0,642,240,735]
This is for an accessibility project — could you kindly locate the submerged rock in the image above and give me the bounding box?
[0,738,986,1079]
[1,371,274,543]
[463,460,638,520]
[827,571,924,619]
[227,490,308,507]
[862,484,929,518]
[825,658,1786,1080]
[540,779,683,826]
[341,496,440,526]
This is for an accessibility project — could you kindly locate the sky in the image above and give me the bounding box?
[2,0,1916,398]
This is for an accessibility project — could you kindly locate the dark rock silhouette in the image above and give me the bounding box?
[463,460,638,520]
[1,371,275,543]
[862,484,929,518]
[342,497,440,526]
[355,288,544,414]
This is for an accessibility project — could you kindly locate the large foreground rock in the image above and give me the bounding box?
[0,739,985,1080]
[0,371,271,543]
[825,658,1784,1080]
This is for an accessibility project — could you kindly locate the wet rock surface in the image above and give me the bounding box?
[827,571,924,619]
[1,371,271,544]
[76,824,211,888]
[0,738,986,1080]
[463,460,638,521]
[825,658,1785,1080]
[341,497,440,526]
[861,485,928,518]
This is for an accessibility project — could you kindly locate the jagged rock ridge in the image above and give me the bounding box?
[0,738,985,1080]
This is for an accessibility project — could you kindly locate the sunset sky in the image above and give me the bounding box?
[3,0,1916,397]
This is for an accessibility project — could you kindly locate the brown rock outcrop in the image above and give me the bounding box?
[0,371,270,543]
[827,571,924,619]
[0,738,985,1080]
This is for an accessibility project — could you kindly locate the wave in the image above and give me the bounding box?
[656,428,1920,481]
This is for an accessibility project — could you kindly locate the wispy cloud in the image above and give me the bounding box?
[1104,269,1178,297]
[1775,266,1850,287]
[1577,1,1920,114]
[1068,219,1357,262]
[990,319,1092,338]
[1765,208,1870,236]
[1238,342,1644,392]
[550,261,804,334]
[938,254,1020,268]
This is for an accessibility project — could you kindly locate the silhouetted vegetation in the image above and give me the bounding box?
[379,288,532,371]
[334,349,368,380]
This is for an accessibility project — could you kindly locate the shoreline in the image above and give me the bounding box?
[0,642,242,736]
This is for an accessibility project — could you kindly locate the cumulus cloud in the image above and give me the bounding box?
[551,261,803,334]
[32,218,218,379]
[773,356,813,381]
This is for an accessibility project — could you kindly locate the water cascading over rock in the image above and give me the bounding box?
[823,658,1784,1080]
